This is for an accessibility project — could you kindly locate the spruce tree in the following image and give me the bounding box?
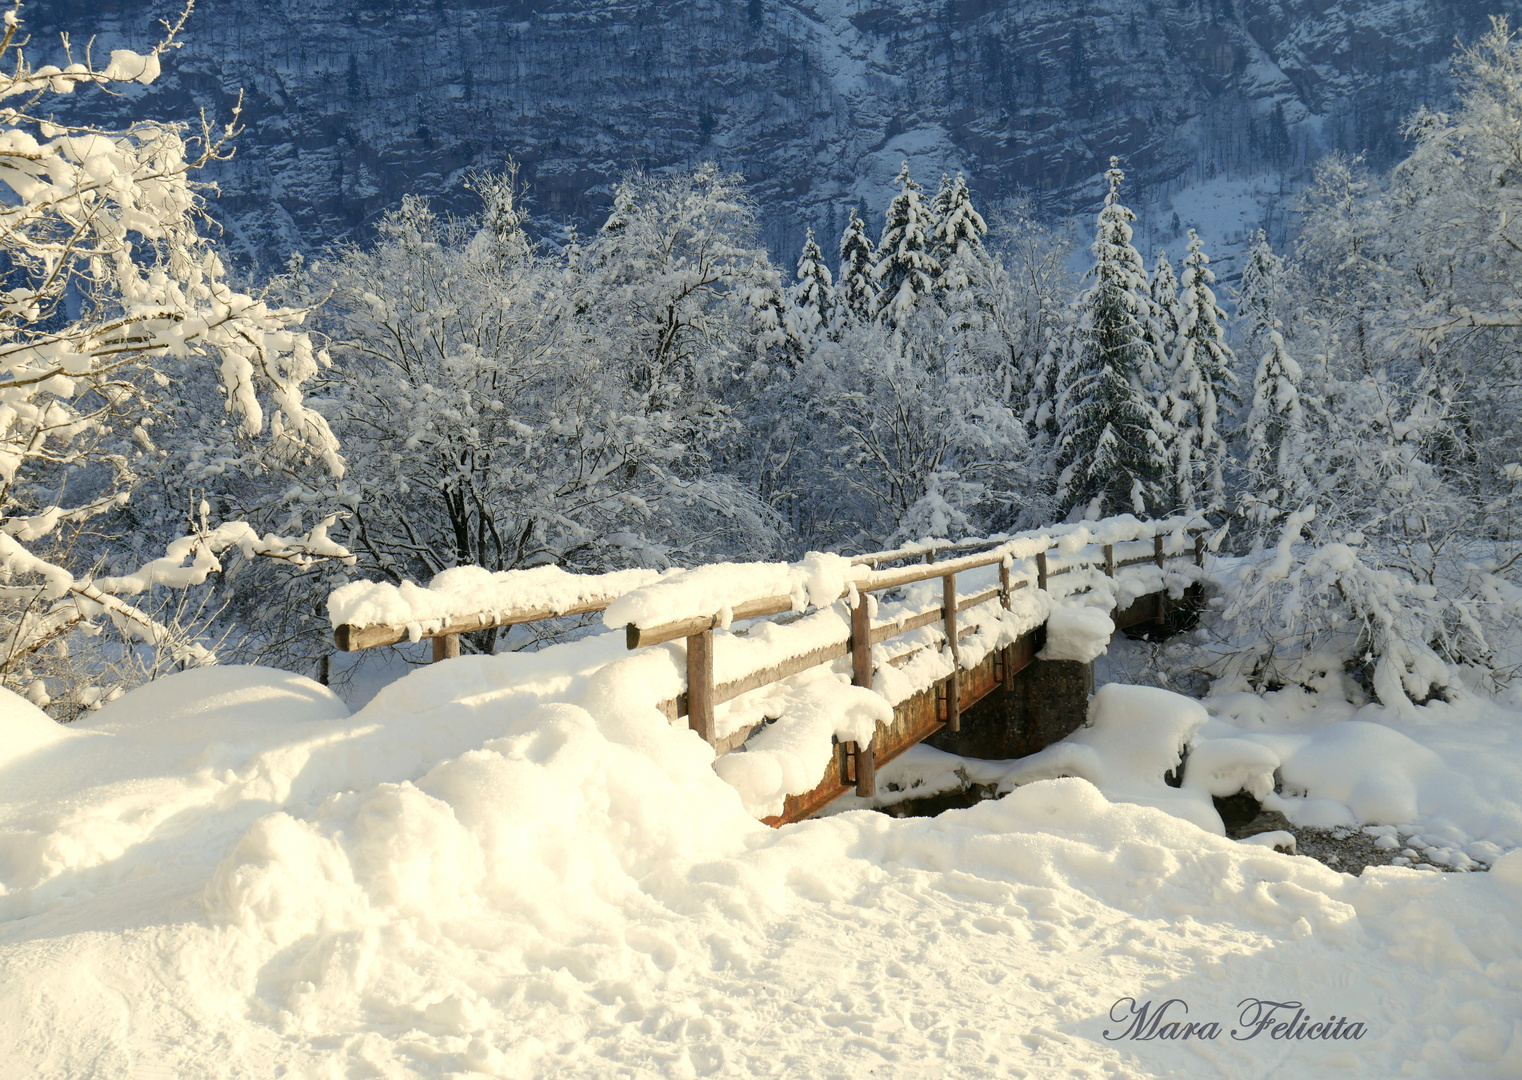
[1235,229,1283,359]
[931,172,988,293]
[873,161,942,336]
[1054,159,1175,519]
[1239,328,1309,540]
[837,207,878,326]
[1163,229,1241,515]
[789,228,834,340]
[1148,249,1182,387]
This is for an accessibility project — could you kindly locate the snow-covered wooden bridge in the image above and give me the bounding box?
[330,515,1208,824]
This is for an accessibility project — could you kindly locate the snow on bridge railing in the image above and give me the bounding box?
[328,564,673,659]
[610,515,1208,788]
[327,515,1209,799]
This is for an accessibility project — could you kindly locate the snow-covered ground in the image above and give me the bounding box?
[3,641,1522,1077]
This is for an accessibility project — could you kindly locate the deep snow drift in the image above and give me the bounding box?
[3,651,1522,1078]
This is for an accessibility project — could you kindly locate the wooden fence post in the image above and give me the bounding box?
[943,573,960,734]
[850,591,875,797]
[999,560,1015,690]
[1036,549,1049,591]
[1104,543,1116,578]
[687,628,715,744]
[1154,532,1168,621]
[432,633,460,663]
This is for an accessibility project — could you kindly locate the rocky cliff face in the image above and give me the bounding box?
[40,0,1519,264]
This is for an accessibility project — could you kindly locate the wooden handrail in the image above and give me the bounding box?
[335,595,616,651]
[328,516,1207,703]
[646,536,1204,745]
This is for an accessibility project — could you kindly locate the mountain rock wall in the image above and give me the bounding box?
[40,0,1519,263]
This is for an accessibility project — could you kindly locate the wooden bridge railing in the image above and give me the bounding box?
[623,521,1206,795]
[330,516,1208,802]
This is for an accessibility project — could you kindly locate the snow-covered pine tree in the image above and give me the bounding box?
[1235,229,1284,360]
[1148,249,1182,384]
[932,172,989,300]
[930,173,954,228]
[1163,230,1241,516]
[836,207,878,326]
[1053,159,1175,520]
[789,228,834,341]
[873,162,942,340]
[1238,325,1309,548]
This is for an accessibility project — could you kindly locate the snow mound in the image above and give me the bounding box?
[0,685,74,767]
[4,646,1522,1077]
[1004,684,1220,832]
[76,665,349,739]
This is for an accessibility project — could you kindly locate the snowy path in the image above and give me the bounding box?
[3,652,1521,1078]
[3,781,1519,1078]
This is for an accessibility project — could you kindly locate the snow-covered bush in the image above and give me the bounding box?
[1189,509,1522,711]
[0,6,346,716]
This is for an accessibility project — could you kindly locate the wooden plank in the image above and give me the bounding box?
[855,737,876,797]
[1154,533,1165,569]
[860,547,1012,594]
[711,639,850,707]
[336,595,614,651]
[1104,543,1116,577]
[627,592,799,649]
[687,629,715,744]
[956,585,1004,614]
[1036,549,1048,591]
[432,633,460,663]
[712,721,760,755]
[869,606,944,645]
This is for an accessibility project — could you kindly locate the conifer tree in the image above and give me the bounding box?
[873,162,942,336]
[1235,229,1284,359]
[1163,230,1241,515]
[931,172,988,295]
[789,228,834,340]
[837,207,878,326]
[1054,159,1175,519]
[1238,326,1309,546]
[1149,249,1182,385]
[930,173,955,228]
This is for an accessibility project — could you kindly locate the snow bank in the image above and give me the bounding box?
[4,648,1522,1077]
[0,685,75,767]
[329,563,667,632]
[1001,683,1222,832]
[74,664,349,739]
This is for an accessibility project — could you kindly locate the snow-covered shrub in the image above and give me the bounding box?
[1195,510,1522,711]
[0,7,347,716]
